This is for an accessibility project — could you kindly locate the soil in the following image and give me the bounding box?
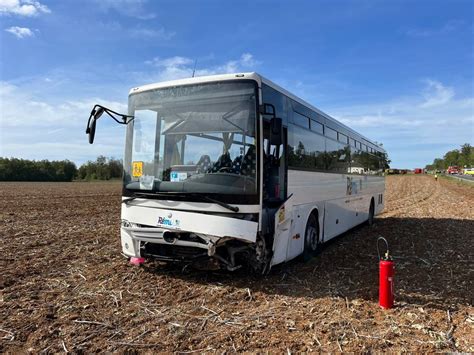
[1,175,473,352]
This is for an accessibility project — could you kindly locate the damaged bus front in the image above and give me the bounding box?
[87,74,276,272]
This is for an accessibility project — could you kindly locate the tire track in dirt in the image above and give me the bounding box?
[382,175,441,217]
[384,178,420,206]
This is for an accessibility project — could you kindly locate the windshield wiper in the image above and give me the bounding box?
[198,194,239,212]
[122,191,239,212]
[122,191,164,204]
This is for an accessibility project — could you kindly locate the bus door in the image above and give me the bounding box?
[263,121,286,202]
[262,120,291,265]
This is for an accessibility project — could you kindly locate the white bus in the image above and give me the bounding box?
[86,72,386,273]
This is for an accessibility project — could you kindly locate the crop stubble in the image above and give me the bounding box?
[0,175,473,352]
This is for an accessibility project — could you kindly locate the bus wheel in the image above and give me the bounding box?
[303,213,319,261]
[248,235,271,274]
[368,199,375,226]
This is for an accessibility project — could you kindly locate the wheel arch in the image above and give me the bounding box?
[305,206,322,244]
[368,196,376,225]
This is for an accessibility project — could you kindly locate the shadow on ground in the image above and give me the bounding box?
[144,217,474,311]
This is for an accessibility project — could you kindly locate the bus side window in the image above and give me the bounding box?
[350,148,365,174]
[288,124,325,170]
[325,138,350,173]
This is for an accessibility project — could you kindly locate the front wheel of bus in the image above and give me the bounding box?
[249,235,271,274]
[303,213,319,261]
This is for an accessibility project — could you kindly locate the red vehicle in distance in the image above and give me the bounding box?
[414,168,424,174]
[447,166,460,174]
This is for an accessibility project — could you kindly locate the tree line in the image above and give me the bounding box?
[425,143,473,171]
[77,156,122,180]
[0,156,122,181]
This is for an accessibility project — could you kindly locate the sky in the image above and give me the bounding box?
[0,0,473,169]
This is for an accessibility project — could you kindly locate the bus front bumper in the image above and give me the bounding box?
[120,205,259,261]
[120,225,220,258]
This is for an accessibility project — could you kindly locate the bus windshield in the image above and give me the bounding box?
[124,81,258,201]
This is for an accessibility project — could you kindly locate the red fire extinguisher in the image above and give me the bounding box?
[377,237,394,309]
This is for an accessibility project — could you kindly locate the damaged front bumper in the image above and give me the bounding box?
[120,205,260,270]
[121,224,256,271]
[121,224,219,257]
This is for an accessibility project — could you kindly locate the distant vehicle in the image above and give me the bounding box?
[463,168,474,175]
[414,168,423,174]
[447,166,460,174]
[387,169,399,175]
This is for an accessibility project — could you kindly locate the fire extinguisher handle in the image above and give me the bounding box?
[377,237,390,260]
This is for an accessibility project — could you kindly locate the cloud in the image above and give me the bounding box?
[0,81,126,128]
[0,0,50,16]
[329,79,463,129]
[0,81,127,164]
[145,56,193,67]
[95,0,155,20]
[420,79,454,108]
[88,21,174,42]
[327,79,473,168]
[145,53,261,82]
[214,53,261,73]
[4,25,35,38]
[129,26,175,40]
[403,20,465,37]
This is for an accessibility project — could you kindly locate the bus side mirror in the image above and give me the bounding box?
[262,103,276,118]
[87,118,97,144]
[270,117,282,146]
[86,106,104,144]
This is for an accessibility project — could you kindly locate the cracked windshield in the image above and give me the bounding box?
[124,81,257,195]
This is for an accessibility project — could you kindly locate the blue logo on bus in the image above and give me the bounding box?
[157,216,181,228]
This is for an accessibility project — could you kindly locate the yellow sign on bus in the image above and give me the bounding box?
[132,161,143,177]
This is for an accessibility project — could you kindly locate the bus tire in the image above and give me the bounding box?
[368,199,375,226]
[303,212,319,261]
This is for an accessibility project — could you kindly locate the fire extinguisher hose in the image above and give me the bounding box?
[377,237,390,260]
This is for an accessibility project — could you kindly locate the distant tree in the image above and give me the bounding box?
[58,160,77,181]
[433,158,445,170]
[425,143,474,171]
[443,149,460,167]
[460,143,473,167]
[77,156,123,180]
[0,155,125,182]
[108,158,123,178]
[0,158,78,181]
[380,152,391,169]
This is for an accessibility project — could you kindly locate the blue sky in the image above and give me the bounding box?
[1,0,473,168]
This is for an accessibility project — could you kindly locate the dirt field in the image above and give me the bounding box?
[1,175,473,352]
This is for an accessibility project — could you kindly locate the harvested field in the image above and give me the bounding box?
[1,175,473,352]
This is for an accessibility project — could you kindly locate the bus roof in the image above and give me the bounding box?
[129,72,261,94]
[129,72,385,153]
